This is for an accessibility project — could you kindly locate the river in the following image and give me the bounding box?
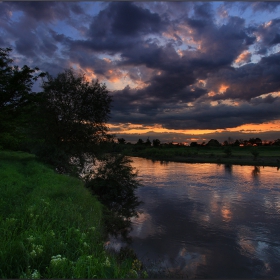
[110,157,280,278]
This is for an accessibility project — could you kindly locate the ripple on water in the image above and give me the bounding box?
[125,158,280,278]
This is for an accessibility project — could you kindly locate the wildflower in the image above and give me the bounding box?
[31,269,40,279]
[50,255,67,266]
[30,245,43,257]
[30,250,37,257]
[27,235,35,242]
[104,257,110,267]
[132,259,142,271]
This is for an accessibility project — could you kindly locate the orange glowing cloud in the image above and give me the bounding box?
[108,123,225,136]
[208,91,216,97]
[198,79,206,87]
[227,120,280,133]
[68,62,98,82]
[103,57,112,63]
[221,206,232,222]
[219,84,229,93]
[234,51,251,65]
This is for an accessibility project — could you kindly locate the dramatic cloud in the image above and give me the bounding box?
[0,1,280,142]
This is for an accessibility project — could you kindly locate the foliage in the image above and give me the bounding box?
[206,139,221,147]
[145,138,151,146]
[0,47,45,150]
[152,138,161,147]
[118,138,126,144]
[137,138,144,145]
[85,154,141,236]
[0,150,143,279]
[32,69,112,173]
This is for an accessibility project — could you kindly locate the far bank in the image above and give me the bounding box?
[117,145,280,167]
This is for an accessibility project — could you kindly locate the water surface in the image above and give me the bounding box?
[120,158,280,278]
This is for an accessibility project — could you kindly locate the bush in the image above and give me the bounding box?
[85,154,141,237]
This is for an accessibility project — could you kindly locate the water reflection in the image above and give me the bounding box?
[127,158,280,278]
[224,164,232,174]
[252,166,260,178]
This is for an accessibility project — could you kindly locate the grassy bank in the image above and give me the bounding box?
[0,150,143,279]
[121,145,280,167]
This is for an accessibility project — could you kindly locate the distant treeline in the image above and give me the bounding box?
[117,137,280,147]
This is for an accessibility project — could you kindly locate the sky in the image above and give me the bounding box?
[1,1,280,144]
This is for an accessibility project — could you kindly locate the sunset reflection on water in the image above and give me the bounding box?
[126,157,280,278]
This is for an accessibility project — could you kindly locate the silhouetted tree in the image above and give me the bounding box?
[136,138,144,145]
[33,68,112,173]
[206,139,220,147]
[233,139,240,146]
[0,47,45,150]
[145,138,151,146]
[248,138,262,146]
[152,139,161,147]
[190,142,198,147]
[118,138,126,144]
[273,139,280,146]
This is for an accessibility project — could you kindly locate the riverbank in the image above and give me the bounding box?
[121,145,280,167]
[0,150,141,278]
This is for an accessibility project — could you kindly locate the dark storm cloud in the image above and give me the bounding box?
[106,3,278,130]
[7,2,82,22]
[157,98,280,130]
[183,15,256,70]
[111,90,280,130]
[206,51,280,101]
[254,18,280,54]
[83,2,167,52]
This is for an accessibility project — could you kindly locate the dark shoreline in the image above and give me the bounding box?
[129,154,280,168]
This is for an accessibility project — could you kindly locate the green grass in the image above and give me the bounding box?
[0,150,145,279]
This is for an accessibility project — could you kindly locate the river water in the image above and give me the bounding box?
[110,157,280,278]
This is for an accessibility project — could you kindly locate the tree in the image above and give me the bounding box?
[136,138,144,145]
[118,138,126,144]
[145,138,151,147]
[273,139,280,146]
[0,47,45,150]
[206,139,220,147]
[152,139,160,147]
[233,139,240,146]
[33,68,112,173]
[190,142,198,147]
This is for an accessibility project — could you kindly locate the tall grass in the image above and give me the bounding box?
[0,150,145,278]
